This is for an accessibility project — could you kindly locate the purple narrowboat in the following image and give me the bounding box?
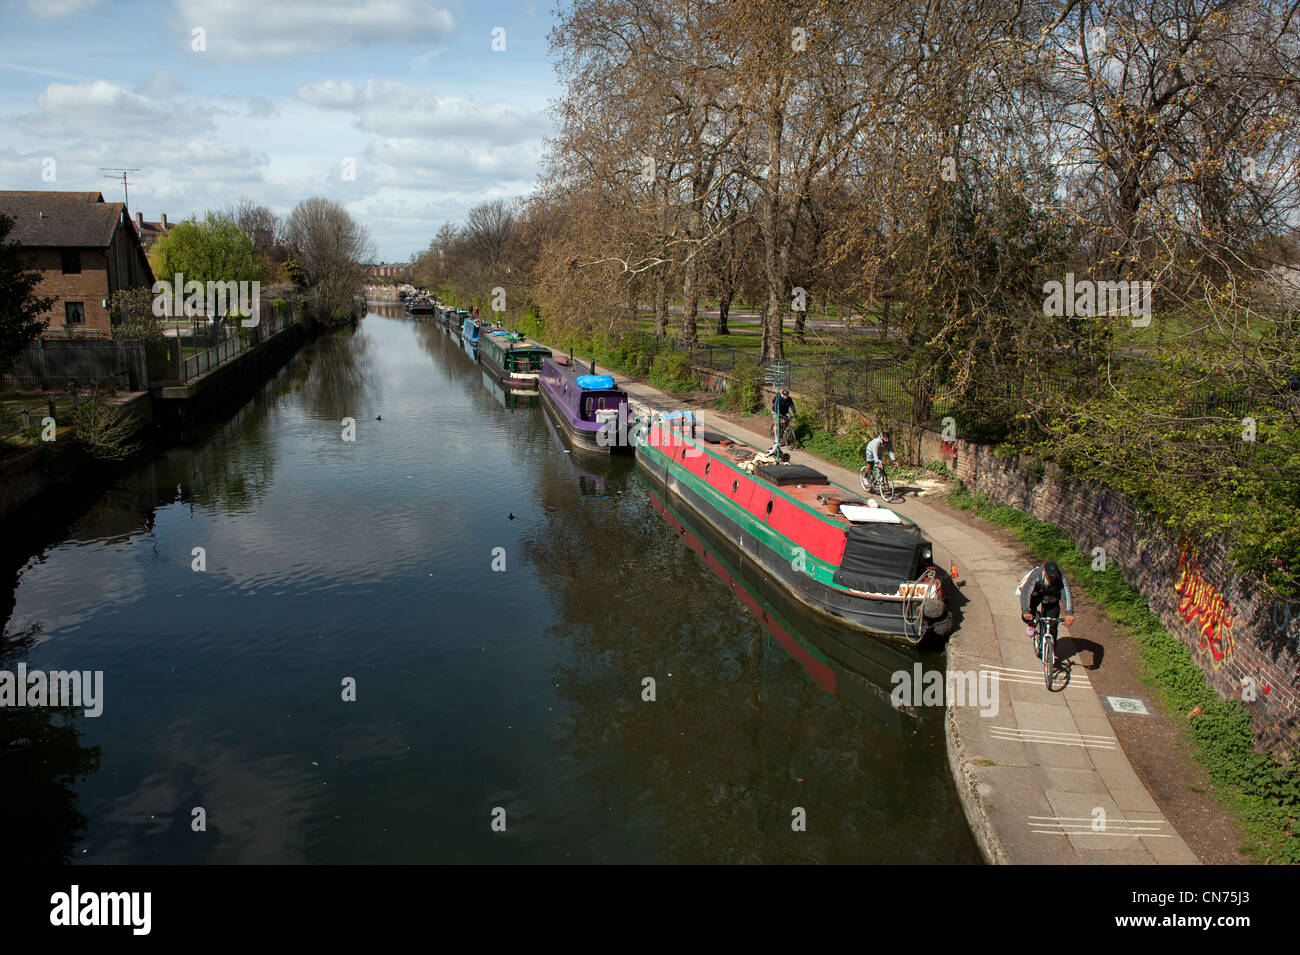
[538,356,636,455]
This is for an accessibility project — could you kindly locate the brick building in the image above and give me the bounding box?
[364,262,412,280]
[133,210,172,250]
[0,190,155,339]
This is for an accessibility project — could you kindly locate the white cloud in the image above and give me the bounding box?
[359,89,550,146]
[172,0,456,60]
[134,70,187,98]
[368,137,542,191]
[16,79,212,139]
[297,80,361,108]
[26,0,99,20]
[298,79,552,147]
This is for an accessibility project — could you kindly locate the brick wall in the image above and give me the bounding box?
[23,247,113,338]
[951,438,1300,757]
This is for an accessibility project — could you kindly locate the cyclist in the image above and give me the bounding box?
[864,431,896,483]
[1019,560,1075,648]
[770,389,797,452]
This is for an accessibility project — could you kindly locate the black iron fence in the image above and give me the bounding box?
[147,310,299,385]
[2,373,131,440]
[622,331,956,428]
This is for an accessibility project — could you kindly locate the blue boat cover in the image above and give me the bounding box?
[660,410,695,422]
[576,374,616,389]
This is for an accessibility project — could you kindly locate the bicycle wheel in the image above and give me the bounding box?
[879,472,896,502]
[859,466,871,493]
[1043,624,1055,690]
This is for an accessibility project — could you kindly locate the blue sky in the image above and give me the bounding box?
[0,0,562,261]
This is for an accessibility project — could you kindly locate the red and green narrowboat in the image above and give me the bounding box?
[635,415,954,644]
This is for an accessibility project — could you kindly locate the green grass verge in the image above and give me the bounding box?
[947,482,1300,864]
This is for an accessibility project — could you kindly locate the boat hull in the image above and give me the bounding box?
[635,430,946,643]
[481,353,540,393]
[538,379,632,456]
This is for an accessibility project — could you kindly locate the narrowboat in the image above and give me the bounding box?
[448,310,465,343]
[479,329,551,392]
[408,300,435,321]
[461,316,495,361]
[538,356,635,455]
[635,416,954,644]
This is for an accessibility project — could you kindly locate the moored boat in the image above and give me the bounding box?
[478,328,551,392]
[461,316,494,361]
[538,356,635,455]
[635,417,954,644]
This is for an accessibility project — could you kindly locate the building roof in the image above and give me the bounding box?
[0,190,128,248]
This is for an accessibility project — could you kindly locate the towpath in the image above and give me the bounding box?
[557,352,1200,865]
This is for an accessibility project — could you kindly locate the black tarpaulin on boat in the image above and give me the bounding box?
[832,522,928,593]
[754,463,828,486]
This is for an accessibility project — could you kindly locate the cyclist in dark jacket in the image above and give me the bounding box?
[770,389,796,452]
[1020,560,1075,641]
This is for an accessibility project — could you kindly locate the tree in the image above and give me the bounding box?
[0,213,51,375]
[108,287,164,340]
[150,212,265,287]
[282,198,372,325]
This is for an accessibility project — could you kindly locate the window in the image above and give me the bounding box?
[65,302,85,325]
[61,249,81,274]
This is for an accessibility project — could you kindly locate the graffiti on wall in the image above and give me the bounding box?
[1095,489,1129,543]
[1270,601,1300,653]
[1173,544,1236,667]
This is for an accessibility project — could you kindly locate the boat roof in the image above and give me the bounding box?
[672,423,919,531]
[545,355,628,392]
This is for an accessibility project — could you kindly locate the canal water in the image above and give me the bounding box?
[0,311,980,864]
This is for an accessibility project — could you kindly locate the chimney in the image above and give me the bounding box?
[160,213,168,229]
[136,212,143,228]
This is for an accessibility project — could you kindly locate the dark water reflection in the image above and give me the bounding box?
[0,313,979,863]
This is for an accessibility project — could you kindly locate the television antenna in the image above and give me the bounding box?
[101,168,140,209]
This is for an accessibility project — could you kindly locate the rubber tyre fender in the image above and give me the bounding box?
[929,612,956,638]
[922,596,946,620]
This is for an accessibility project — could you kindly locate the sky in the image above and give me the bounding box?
[0,0,562,261]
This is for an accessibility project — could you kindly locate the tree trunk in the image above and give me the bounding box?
[765,284,784,361]
[681,255,698,345]
[794,307,805,344]
[654,271,667,337]
[717,292,730,336]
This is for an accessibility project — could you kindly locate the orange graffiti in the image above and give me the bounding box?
[1173,544,1235,666]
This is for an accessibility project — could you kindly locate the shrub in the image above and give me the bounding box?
[648,351,699,392]
[65,399,139,461]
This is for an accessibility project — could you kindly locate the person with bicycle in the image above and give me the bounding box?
[1019,560,1075,649]
[864,432,895,482]
[770,389,797,453]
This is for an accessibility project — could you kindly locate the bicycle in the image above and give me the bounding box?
[858,462,897,502]
[1031,613,1059,689]
[773,414,798,450]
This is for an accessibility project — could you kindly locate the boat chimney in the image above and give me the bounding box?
[590,358,596,375]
